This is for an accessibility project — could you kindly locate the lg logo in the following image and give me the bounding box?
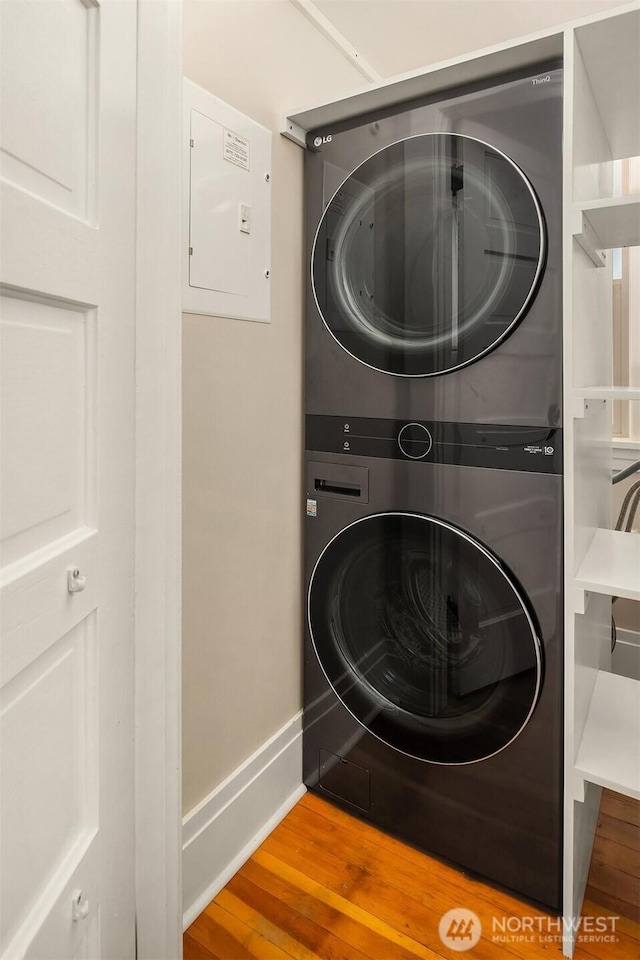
[313,134,333,147]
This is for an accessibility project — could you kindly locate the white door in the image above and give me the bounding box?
[0,1,137,957]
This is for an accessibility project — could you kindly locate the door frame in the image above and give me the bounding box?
[135,2,183,957]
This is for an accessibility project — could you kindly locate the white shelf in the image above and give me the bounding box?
[282,30,563,144]
[575,529,640,602]
[575,670,640,801]
[575,386,640,402]
[283,4,640,151]
[578,196,640,250]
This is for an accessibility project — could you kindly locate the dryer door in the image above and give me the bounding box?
[308,513,542,764]
[312,134,545,377]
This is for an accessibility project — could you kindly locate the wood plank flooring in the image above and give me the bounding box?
[586,791,640,923]
[185,790,640,960]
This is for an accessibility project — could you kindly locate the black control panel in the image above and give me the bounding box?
[306,415,563,474]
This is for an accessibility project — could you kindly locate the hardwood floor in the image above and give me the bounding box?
[586,791,640,924]
[185,790,640,960]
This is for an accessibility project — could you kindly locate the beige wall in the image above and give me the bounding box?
[314,0,623,78]
[182,0,364,815]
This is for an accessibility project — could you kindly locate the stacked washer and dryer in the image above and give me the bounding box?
[302,65,564,910]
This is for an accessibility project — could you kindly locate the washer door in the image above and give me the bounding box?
[308,513,542,763]
[312,134,545,377]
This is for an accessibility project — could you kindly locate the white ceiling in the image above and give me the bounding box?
[314,0,625,78]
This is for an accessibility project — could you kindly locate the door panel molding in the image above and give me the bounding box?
[0,1,137,956]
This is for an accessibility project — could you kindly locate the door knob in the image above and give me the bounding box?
[72,890,89,921]
[67,568,86,593]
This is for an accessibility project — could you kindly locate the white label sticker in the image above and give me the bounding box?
[223,128,250,170]
[329,191,345,216]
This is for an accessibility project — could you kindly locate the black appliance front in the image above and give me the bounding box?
[305,65,562,426]
[303,440,563,910]
[313,132,545,378]
[309,513,543,766]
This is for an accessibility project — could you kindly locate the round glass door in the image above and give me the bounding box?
[312,134,545,377]
[308,513,542,763]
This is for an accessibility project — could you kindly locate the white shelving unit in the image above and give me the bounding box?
[575,529,640,602]
[575,671,640,800]
[575,385,640,401]
[283,4,640,956]
[573,195,640,265]
[564,4,640,956]
[577,195,640,245]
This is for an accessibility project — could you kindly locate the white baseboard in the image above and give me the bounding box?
[182,711,305,930]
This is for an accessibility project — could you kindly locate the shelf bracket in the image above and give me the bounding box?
[571,770,586,804]
[574,587,591,616]
[573,397,588,419]
[281,115,307,148]
[573,210,607,268]
[572,397,607,419]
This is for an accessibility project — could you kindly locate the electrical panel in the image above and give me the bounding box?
[183,79,272,323]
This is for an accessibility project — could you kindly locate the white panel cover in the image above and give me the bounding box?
[183,79,272,323]
[189,110,250,297]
